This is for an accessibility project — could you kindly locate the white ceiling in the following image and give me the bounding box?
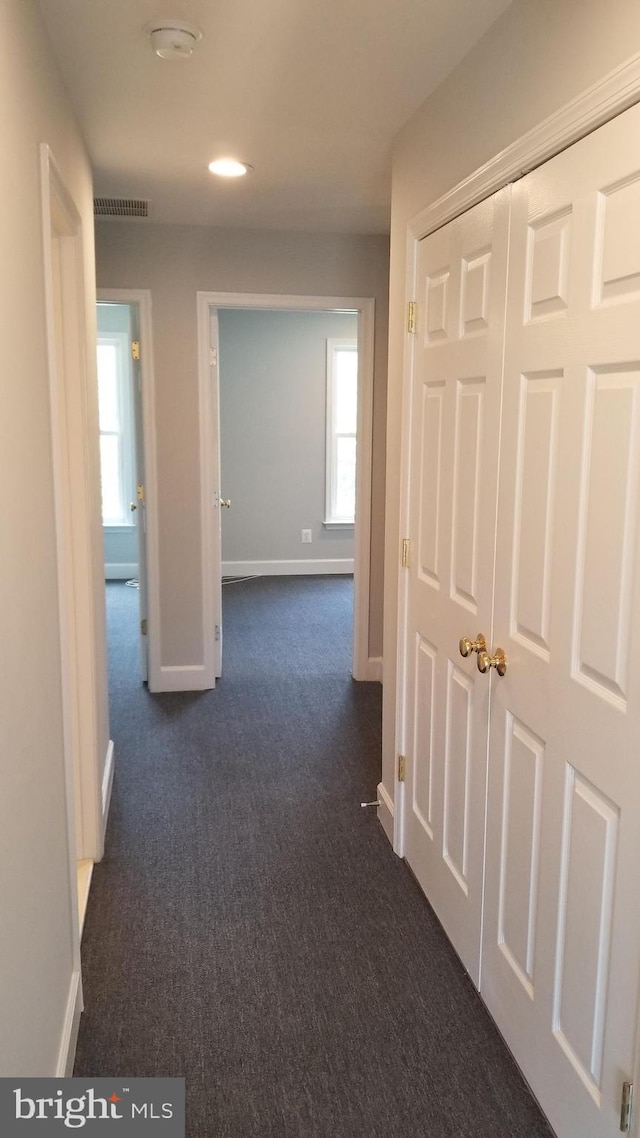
[38,0,511,233]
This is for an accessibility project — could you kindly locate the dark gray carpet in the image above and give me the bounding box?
[76,577,552,1138]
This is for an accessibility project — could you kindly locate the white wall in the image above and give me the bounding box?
[382,0,640,809]
[97,302,138,577]
[218,308,357,568]
[96,224,389,660]
[0,0,104,1072]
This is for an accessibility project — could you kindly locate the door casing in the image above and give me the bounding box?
[197,291,377,684]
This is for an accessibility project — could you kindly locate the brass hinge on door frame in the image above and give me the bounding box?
[402,538,410,569]
[620,1082,634,1132]
[398,755,407,783]
[407,301,416,334]
[131,340,140,360]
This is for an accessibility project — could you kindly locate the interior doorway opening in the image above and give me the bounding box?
[96,289,159,691]
[96,301,147,684]
[197,291,376,686]
[217,307,359,675]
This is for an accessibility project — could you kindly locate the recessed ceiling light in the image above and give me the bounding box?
[146,20,203,59]
[208,159,253,178]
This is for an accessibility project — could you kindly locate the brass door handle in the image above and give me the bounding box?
[477,647,507,677]
[220,499,231,509]
[459,633,487,658]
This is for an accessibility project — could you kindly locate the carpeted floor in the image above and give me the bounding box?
[75,576,553,1138]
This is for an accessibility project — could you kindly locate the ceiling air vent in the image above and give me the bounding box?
[93,197,150,219]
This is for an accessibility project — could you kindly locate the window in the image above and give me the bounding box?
[325,338,357,525]
[96,333,135,526]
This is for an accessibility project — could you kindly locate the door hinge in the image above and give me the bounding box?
[398,755,407,782]
[402,538,411,569]
[215,625,221,642]
[140,618,148,636]
[131,340,140,361]
[621,1081,634,1132]
[137,483,145,504]
[407,301,416,334]
[210,347,218,366]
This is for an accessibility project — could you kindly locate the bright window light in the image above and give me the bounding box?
[325,339,358,525]
[97,336,135,526]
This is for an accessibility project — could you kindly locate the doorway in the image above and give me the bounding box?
[217,307,359,673]
[96,289,160,690]
[197,291,376,686]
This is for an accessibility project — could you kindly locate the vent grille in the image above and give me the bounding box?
[94,197,150,218]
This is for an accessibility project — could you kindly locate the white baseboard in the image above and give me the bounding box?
[105,562,137,580]
[56,968,83,1077]
[156,665,214,692]
[377,781,394,846]
[102,740,115,840]
[222,559,354,577]
[365,656,382,682]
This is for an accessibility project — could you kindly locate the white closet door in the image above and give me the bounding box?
[481,101,640,1138]
[403,189,510,983]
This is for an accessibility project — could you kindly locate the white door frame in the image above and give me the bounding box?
[40,144,105,1068]
[392,51,640,857]
[97,289,161,691]
[41,146,107,870]
[197,291,376,682]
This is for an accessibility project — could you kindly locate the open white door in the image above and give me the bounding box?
[130,304,149,682]
[209,307,223,679]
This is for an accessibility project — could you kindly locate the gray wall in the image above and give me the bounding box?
[218,308,357,566]
[96,224,389,661]
[97,302,138,576]
[382,0,640,801]
[0,0,103,1073]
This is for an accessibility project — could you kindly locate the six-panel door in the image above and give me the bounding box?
[403,99,640,1138]
[481,101,640,1138]
[403,188,510,984]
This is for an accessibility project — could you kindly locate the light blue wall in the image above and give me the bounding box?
[218,308,358,567]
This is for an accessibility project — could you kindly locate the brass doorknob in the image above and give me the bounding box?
[477,647,507,677]
[220,499,231,509]
[459,633,487,658]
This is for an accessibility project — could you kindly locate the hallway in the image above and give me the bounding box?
[75,577,552,1137]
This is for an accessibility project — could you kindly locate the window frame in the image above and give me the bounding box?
[325,337,358,527]
[97,331,135,528]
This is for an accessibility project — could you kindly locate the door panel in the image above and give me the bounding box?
[404,188,511,983]
[482,101,640,1138]
[209,308,223,679]
[130,304,148,682]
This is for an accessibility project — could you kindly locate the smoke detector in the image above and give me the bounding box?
[146,20,203,59]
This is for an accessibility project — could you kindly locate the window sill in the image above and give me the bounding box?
[323,520,355,530]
